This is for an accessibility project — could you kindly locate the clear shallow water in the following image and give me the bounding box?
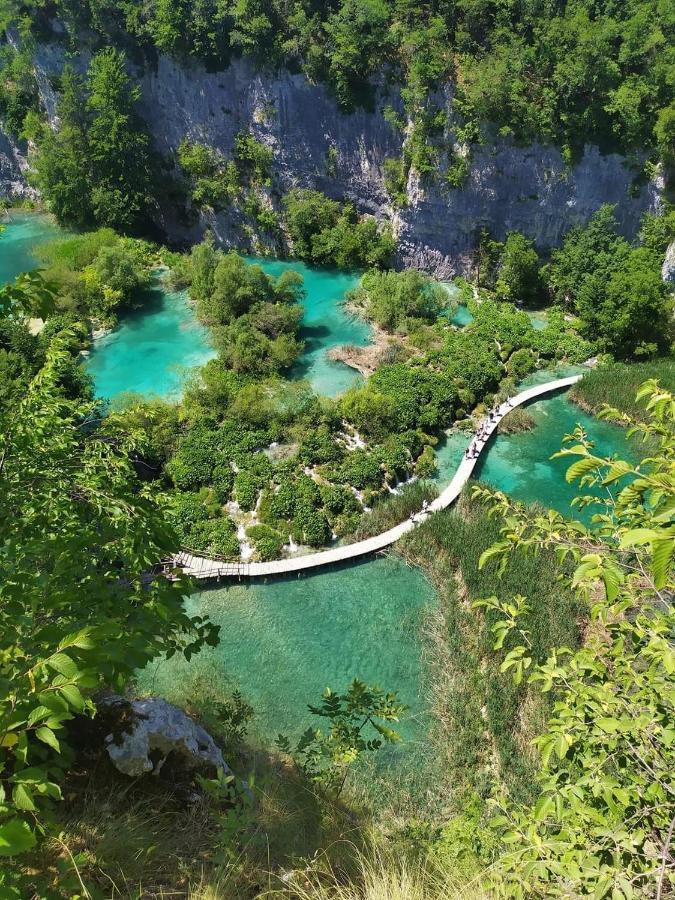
[246,257,367,396]
[474,390,636,518]
[89,256,366,399]
[86,278,217,400]
[451,304,474,326]
[441,280,474,327]
[526,309,548,331]
[137,556,434,758]
[0,214,367,398]
[0,211,60,284]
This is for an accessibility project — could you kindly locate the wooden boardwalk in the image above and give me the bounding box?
[170,375,582,580]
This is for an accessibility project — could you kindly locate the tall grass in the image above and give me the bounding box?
[571,358,675,421]
[249,848,493,900]
[397,489,582,810]
[350,482,438,541]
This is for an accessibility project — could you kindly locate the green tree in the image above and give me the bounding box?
[548,205,627,308]
[474,379,675,897]
[33,66,93,229]
[576,247,673,358]
[86,48,152,231]
[278,680,407,796]
[639,209,675,254]
[283,189,342,259]
[655,101,675,173]
[350,269,446,332]
[324,0,392,109]
[282,188,395,269]
[495,232,544,308]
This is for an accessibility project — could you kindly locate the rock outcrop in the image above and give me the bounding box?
[136,55,661,275]
[102,695,229,778]
[0,129,37,202]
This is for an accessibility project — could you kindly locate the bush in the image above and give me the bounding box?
[292,501,332,547]
[415,444,437,477]
[191,516,240,558]
[506,348,536,379]
[283,188,395,269]
[246,523,285,560]
[349,269,446,332]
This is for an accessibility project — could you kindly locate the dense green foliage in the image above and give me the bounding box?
[549,205,674,358]
[473,379,675,896]
[494,232,544,308]
[32,50,153,232]
[0,277,218,893]
[348,269,447,332]
[189,237,305,374]
[475,206,674,361]
[35,227,155,326]
[283,189,395,269]
[0,44,39,137]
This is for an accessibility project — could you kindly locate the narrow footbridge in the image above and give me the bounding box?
[169,375,582,580]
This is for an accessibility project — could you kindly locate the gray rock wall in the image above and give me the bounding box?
[134,56,666,275]
[15,44,665,273]
[0,129,37,202]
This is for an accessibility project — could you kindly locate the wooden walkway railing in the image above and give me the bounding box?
[167,375,582,580]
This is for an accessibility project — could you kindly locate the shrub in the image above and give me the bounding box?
[246,523,285,560]
[234,470,260,511]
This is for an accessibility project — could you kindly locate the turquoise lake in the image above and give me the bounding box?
[1,213,639,770]
[0,211,60,284]
[87,256,366,400]
[86,277,218,400]
[248,257,367,396]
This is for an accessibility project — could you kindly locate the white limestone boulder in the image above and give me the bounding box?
[101,696,228,778]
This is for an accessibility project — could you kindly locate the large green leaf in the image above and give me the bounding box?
[0,819,36,857]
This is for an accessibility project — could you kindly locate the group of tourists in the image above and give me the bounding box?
[464,396,512,460]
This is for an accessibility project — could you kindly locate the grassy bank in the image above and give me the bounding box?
[350,481,438,541]
[396,490,583,811]
[570,358,675,420]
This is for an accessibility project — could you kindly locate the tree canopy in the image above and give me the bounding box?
[33,50,153,232]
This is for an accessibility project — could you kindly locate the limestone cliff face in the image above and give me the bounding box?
[9,43,664,274]
[0,130,36,202]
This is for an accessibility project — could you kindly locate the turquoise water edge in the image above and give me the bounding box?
[86,278,218,399]
[2,213,637,768]
[88,256,366,400]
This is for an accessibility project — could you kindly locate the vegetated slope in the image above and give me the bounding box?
[6,0,673,161]
[570,358,675,420]
[0,1,667,271]
[397,490,582,815]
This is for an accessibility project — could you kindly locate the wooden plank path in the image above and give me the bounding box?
[170,375,582,580]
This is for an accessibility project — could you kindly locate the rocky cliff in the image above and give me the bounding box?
[0,129,36,202]
[5,42,664,275]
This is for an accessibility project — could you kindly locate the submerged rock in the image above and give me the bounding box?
[102,695,229,778]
